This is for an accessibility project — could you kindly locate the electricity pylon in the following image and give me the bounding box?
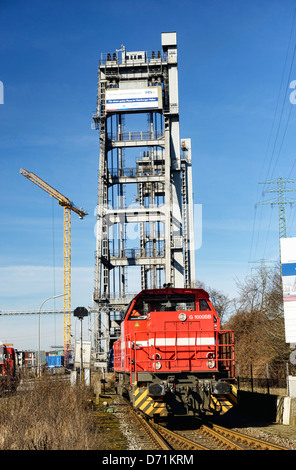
[257,176,296,239]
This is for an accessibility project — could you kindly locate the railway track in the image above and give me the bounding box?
[146,420,290,451]
[112,395,291,450]
[196,422,290,450]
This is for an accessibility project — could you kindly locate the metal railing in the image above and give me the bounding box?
[110,248,140,259]
[99,50,168,66]
[113,329,235,381]
[107,130,164,142]
[109,247,165,258]
[108,167,165,178]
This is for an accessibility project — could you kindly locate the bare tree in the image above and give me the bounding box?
[225,265,290,368]
[193,280,231,324]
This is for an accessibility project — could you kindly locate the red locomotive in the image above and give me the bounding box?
[0,344,19,392]
[114,287,237,417]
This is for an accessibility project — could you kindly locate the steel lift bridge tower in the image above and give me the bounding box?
[93,32,195,369]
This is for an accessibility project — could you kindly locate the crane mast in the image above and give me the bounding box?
[20,168,88,363]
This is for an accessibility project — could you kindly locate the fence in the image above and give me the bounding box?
[236,361,296,395]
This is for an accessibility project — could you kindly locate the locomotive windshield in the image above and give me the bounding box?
[128,293,196,318]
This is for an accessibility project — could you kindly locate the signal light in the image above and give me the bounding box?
[153,353,162,360]
[207,352,215,359]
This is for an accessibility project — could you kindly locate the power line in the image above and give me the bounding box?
[249,8,296,266]
[265,9,296,182]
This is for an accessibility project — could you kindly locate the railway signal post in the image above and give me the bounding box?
[74,307,89,385]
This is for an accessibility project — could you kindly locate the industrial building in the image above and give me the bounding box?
[93,32,195,369]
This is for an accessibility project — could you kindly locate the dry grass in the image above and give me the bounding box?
[0,376,101,450]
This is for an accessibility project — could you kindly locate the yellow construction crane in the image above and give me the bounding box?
[20,168,88,363]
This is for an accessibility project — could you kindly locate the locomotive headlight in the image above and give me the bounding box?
[207,360,215,369]
[178,312,187,321]
[154,361,162,370]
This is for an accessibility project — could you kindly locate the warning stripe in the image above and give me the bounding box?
[229,385,238,404]
[135,388,148,407]
[211,395,234,414]
[133,383,237,416]
[133,384,166,416]
[210,385,238,414]
[144,401,165,416]
[231,384,238,395]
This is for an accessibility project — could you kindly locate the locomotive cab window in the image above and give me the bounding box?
[147,295,195,312]
[128,299,147,320]
[199,299,211,311]
[128,293,196,318]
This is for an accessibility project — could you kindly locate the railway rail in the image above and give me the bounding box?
[112,395,291,450]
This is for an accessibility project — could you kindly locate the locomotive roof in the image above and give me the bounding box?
[134,287,210,300]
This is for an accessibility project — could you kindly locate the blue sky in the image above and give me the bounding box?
[1,0,296,349]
